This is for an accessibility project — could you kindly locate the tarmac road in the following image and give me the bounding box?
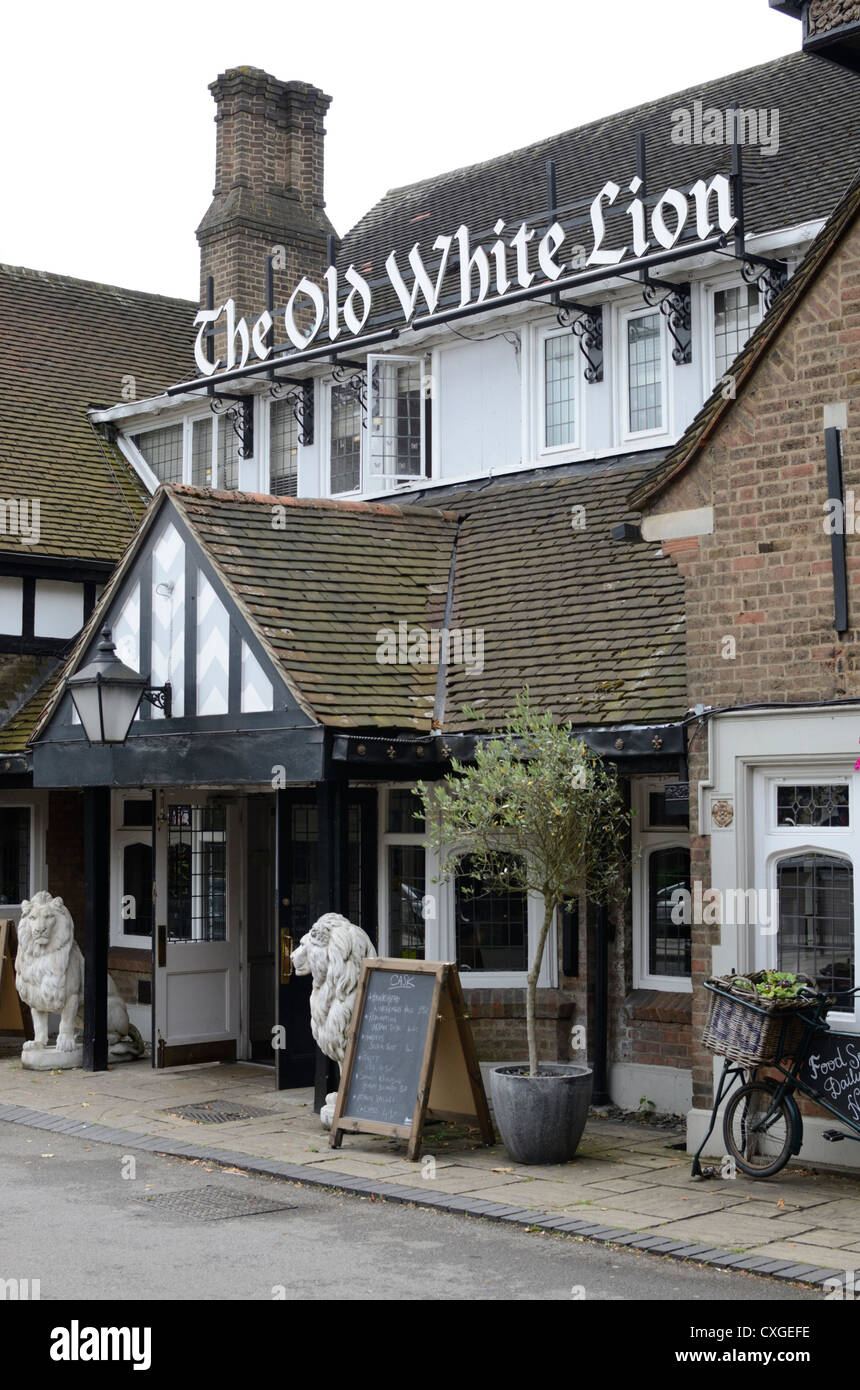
[0,1123,820,1302]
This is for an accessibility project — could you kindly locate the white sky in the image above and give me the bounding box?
[2,0,800,301]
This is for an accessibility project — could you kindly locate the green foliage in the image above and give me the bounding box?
[735,970,805,1001]
[417,687,630,1075]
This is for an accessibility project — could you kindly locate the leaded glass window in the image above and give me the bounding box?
[167,804,227,943]
[455,855,527,972]
[270,399,299,497]
[777,853,854,996]
[714,284,761,383]
[545,332,577,447]
[627,313,662,433]
[388,845,426,958]
[648,845,691,978]
[330,385,362,494]
[0,807,30,905]
[132,425,184,485]
[776,785,849,829]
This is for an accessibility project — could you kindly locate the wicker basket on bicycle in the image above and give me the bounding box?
[701,971,813,1067]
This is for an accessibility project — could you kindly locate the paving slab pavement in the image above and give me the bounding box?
[1,1050,859,1289]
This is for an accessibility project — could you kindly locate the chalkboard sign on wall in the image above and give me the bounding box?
[330,959,494,1159]
[798,1031,860,1127]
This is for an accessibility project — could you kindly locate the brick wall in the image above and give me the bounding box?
[197,68,335,321]
[645,208,860,1109]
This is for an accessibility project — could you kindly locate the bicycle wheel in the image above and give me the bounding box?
[723,1080,794,1178]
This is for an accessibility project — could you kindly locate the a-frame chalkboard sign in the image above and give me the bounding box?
[330,958,494,1160]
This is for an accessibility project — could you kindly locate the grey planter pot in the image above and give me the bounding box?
[490,1063,593,1165]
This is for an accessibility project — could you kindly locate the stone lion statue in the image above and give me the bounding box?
[15,891,145,1065]
[291,912,376,1128]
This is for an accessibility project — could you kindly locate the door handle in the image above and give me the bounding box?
[280,928,293,984]
[157,923,166,968]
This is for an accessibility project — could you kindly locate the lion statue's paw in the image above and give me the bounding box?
[55,1034,78,1053]
[22,1038,42,1051]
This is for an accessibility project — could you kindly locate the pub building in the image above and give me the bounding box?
[3,0,860,1160]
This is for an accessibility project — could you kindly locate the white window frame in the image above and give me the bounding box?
[705,274,764,395]
[264,394,302,496]
[122,404,265,494]
[754,767,859,1030]
[376,785,557,990]
[325,356,428,498]
[0,793,46,918]
[616,301,671,446]
[534,321,583,459]
[632,777,692,993]
[110,791,153,950]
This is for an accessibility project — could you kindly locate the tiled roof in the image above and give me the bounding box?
[0,263,195,562]
[171,488,459,730]
[409,458,686,731]
[169,459,685,733]
[340,52,860,325]
[0,654,62,754]
[629,171,860,511]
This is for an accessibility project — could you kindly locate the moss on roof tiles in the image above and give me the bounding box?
[0,262,195,562]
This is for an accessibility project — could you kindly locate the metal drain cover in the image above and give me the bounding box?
[135,1185,294,1221]
[162,1101,273,1124]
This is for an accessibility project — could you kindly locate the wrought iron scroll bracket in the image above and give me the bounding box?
[556,301,604,383]
[209,393,254,460]
[741,256,788,312]
[269,378,315,447]
[642,280,692,365]
[143,683,172,719]
[331,362,368,428]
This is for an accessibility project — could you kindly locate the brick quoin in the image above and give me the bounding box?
[643,207,860,1110]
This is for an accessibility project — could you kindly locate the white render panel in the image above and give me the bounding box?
[151,523,185,718]
[0,577,23,635]
[33,580,84,639]
[113,582,140,672]
[241,640,273,713]
[437,336,521,478]
[196,571,230,716]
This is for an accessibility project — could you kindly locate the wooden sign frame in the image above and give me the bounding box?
[330,958,494,1160]
[0,919,33,1038]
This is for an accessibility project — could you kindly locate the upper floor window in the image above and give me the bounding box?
[713,283,761,384]
[328,355,427,496]
[626,311,663,435]
[543,329,578,451]
[131,415,240,492]
[269,398,299,497]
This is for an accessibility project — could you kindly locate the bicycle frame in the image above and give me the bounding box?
[691,983,860,1178]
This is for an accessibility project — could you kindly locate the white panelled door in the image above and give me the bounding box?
[153,791,240,1066]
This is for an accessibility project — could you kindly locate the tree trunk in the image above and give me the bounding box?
[526,899,557,1076]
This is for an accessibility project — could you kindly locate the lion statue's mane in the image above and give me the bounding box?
[16,890,145,1058]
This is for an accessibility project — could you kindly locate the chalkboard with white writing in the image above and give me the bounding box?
[798,1031,860,1126]
[342,968,436,1127]
[330,958,494,1159]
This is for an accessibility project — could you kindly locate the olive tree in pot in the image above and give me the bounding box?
[418,688,629,1164]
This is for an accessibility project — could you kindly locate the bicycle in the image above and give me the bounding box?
[691,981,860,1179]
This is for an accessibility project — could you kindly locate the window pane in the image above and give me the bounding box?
[387,789,425,834]
[388,845,425,958]
[217,417,239,491]
[122,841,152,937]
[330,384,362,494]
[290,802,318,938]
[628,313,662,433]
[714,284,761,383]
[455,855,527,972]
[776,784,849,828]
[544,333,576,447]
[648,846,691,977]
[0,807,29,904]
[270,399,299,497]
[777,853,854,996]
[131,425,184,485]
[191,418,213,488]
[167,804,227,942]
[122,798,153,828]
[369,361,423,480]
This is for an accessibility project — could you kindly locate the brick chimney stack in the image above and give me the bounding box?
[197,68,336,320]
